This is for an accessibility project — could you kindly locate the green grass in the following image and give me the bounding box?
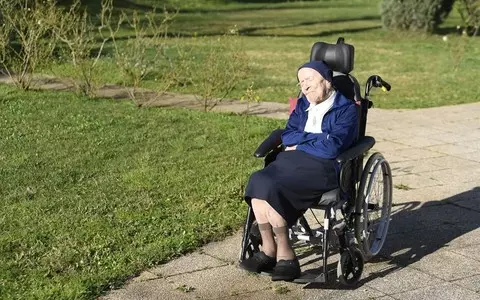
[44,1,480,109]
[0,83,283,299]
[43,0,480,109]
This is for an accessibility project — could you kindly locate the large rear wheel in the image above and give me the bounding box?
[355,152,393,260]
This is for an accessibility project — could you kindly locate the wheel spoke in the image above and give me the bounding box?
[367,221,380,232]
[356,155,392,258]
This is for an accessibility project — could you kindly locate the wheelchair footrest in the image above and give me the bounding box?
[293,272,326,284]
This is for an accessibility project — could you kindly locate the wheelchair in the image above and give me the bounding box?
[239,37,393,286]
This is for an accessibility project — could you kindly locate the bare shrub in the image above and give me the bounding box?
[0,0,59,90]
[240,81,260,115]
[184,28,249,112]
[52,0,115,97]
[110,8,176,105]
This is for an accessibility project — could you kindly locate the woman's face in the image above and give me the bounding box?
[297,67,332,105]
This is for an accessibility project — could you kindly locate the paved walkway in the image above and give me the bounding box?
[2,75,479,299]
[102,100,480,300]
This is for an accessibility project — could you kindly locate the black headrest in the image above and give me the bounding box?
[310,37,354,74]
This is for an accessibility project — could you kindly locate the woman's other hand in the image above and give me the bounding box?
[285,145,297,151]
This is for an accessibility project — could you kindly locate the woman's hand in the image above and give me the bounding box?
[285,145,297,151]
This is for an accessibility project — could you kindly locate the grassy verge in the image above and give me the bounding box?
[0,84,283,299]
[43,0,480,109]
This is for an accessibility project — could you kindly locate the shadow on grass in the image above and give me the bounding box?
[244,25,382,38]
[238,16,380,35]
[55,1,381,38]
[57,0,155,12]
[178,2,369,14]
[104,17,381,42]
[58,0,368,14]
[231,0,315,2]
[299,186,480,289]
[435,26,465,36]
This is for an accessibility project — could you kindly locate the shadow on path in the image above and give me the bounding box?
[298,186,480,289]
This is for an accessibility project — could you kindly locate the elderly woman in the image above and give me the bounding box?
[240,61,358,281]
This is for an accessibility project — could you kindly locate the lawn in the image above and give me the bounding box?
[0,84,283,299]
[44,0,480,109]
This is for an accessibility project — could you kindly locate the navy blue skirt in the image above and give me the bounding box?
[244,150,338,226]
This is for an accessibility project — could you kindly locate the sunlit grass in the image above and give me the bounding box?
[0,84,283,299]
[45,0,480,109]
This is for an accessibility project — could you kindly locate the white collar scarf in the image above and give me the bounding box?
[304,90,336,133]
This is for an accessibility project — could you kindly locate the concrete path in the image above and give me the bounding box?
[102,101,480,300]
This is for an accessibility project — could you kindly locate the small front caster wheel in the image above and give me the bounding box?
[337,248,364,286]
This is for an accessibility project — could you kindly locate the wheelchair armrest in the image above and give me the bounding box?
[336,136,375,164]
[254,129,285,158]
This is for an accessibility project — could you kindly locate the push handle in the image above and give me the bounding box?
[364,75,392,99]
[371,75,391,91]
[377,76,391,92]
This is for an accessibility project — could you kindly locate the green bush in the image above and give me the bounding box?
[381,0,455,33]
[456,0,480,36]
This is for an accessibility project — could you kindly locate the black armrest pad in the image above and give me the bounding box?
[336,136,375,164]
[254,129,285,158]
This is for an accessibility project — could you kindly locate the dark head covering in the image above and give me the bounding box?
[298,61,333,83]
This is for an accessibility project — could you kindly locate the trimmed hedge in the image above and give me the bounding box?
[381,0,455,32]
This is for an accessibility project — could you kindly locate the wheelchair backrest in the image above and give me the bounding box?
[310,37,354,74]
[310,37,361,102]
[309,37,365,138]
[310,38,368,188]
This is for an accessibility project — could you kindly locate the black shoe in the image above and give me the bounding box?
[239,252,276,273]
[271,259,301,281]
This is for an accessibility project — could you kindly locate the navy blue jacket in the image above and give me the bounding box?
[281,93,359,159]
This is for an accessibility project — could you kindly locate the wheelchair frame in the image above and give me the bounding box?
[238,38,393,286]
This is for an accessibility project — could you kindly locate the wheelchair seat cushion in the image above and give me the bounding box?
[244,150,338,227]
[313,188,340,207]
